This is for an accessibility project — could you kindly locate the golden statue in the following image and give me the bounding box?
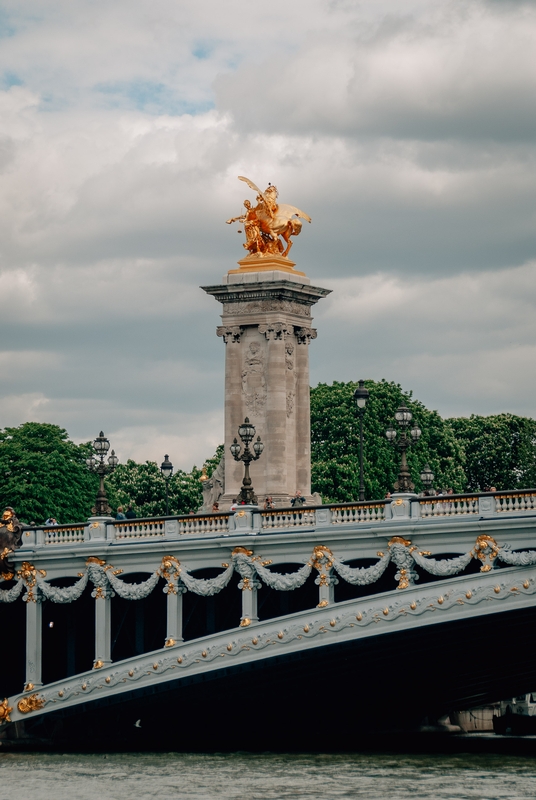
[226,176,311,259]
[0,507,23,580]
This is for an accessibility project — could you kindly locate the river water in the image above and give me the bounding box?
[1,751,536,800]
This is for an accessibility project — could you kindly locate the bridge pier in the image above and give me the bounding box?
[25,595,43,689]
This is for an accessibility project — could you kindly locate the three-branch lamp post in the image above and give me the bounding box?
[160,454,174,516]
[353,380,370,502]
[230,417,264,505]
[385,404,421,493]
[86,431,119,516]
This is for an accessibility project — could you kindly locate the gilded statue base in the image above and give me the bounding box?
[229,255,306,277]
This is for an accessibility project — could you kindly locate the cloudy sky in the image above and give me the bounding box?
[1,0,535,469]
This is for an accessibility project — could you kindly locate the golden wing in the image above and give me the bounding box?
[238,175,263,195]
[278,203,312,223]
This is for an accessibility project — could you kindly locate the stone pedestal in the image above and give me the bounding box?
[202,256,330,508]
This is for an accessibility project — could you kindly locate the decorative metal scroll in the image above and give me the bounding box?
[3,534,536,604]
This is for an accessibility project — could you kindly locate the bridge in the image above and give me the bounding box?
[1,488,536,748]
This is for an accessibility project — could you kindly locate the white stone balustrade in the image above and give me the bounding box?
[330,503,386,525]
[261,509,316,529]
[495,492,536,513]
[44,526,86,545]
[114,519,166,540]
[16,489,536,549]
[418,496,479,519]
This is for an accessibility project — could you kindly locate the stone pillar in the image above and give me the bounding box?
[239,576,261,627]
[25,594,43,689]
[316,574,338,608]
[93,591,112,668]
[202,256,330,507]
[164,585,185,647]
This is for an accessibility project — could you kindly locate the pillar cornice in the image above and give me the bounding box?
[201,279,331,310]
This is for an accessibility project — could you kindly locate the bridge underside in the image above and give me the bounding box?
[19,605,536,751]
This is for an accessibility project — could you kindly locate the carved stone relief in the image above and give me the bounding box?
[258,322,292,340]
[223,299,311,318]
[295,327,317,345]
[216,325,242,343]
[285,341,295,371]
[286,391,295,418]
[241,340,266,417]
[285,340,296,417]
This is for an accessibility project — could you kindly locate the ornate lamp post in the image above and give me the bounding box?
[160,454,174,516]
[86,431,119,516]
[385,404,421,492]
[353,380,370,502]
[230,417,264,505]
[420,463,435,495]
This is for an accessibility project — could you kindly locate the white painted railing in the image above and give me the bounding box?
[495,492,536,513]
[418,496,479,518]
[114,520,166,540]
[44,526,85,545]
[21,488,536,549]
[177,515,230,536]
[330,503,386,525]
[261,509,316,529]
[114,514,231,540]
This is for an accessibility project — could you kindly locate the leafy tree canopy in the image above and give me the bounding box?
[447,414,536,492]
[107,445,224,518]
[0,422,98,524]
[311,380,466,503]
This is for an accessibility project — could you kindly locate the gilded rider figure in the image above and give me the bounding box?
[226,176,311,259]
[0,507,23,580]
[226,200,264,255]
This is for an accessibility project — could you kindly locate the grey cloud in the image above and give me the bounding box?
[216,4,536,142]
[0,0,535,469]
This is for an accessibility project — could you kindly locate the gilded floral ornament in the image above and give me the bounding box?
[17,693,45,714]
[0,698,13,724]
[225,176,311,260]
[472,534,500,572]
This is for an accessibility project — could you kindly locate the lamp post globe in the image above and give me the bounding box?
[420,463,435,493]
[353,380,369,502]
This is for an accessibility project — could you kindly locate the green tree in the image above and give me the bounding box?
[0,422,98,524]
[311,380,466,503]
[447,414,536,492]
[107,445,224,518]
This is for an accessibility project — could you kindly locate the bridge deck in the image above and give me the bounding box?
[1,489,536,743]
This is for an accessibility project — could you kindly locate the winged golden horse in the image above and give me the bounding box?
[225,176,311,259]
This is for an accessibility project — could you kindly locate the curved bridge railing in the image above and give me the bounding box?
[17,488,536,548]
